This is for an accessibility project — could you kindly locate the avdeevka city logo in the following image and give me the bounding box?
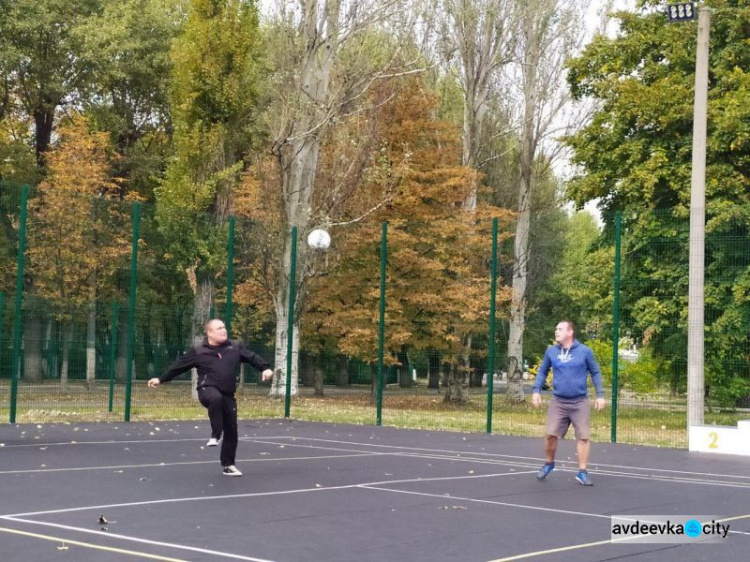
[610,516,730,544]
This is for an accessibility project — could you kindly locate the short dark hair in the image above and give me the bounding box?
[560,320,575,334]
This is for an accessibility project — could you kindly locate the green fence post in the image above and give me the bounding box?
[10,185,28,424]
[226,216,235,338]
[108,301,119,413]
[284,226,298,418]
[486,218,499,434]
[611,211,622,443]
[124,202,140,422]
[376,222,388,426]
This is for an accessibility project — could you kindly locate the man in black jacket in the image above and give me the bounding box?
[148,319,273,476]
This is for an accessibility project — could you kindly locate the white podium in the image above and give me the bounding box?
[689,421,750,456]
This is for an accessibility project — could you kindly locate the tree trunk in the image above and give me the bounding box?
[444,335,472,403]
[506,2,541,404]
[397,345,412,388]
[86,300,96,387]
[314,360,324,396]
[115,307,129,383]
[33,105,55,169]
[270,295,299,397]
[337,355,350,387]
[23,315,44,382]
[60,322,72,391]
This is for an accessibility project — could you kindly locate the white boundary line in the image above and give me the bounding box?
[260,435,750,481]
[0,524,190,562]
[360,485,613,520]
[1,517,276,562]
[0,452,383,476]
[0,435,297,449]
[247,439,750,490]
[1,471,534,519]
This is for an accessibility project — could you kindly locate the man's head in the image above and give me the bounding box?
[205,319,228,346]
[554,320,575,348]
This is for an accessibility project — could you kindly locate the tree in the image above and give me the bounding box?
[436,0,515,210]
[505,0,589,403]
[27,115,127,386]
[156,0,265,348]
[262,0,418,396]
[80,0,185,200]
[299,77,513,402]
[0,0,101,168]
[565,0,750,404]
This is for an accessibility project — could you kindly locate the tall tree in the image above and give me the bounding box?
[565,0,750,405]
[0,0,101,168]
[436,0,515,210]
[298,77,513,402]
[263,0,416,396]
[80,0,185,199]
[505,0,589,402]
[157,0,265,345]
[27,115,127,386]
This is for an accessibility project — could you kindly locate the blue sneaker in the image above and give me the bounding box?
[576,470,593,486]
[536,462,555,480]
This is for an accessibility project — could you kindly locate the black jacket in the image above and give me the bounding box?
[158,339,271,394]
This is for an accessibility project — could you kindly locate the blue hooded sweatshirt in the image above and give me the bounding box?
[532,339,604,400]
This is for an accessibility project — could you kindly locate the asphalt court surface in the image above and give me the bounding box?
[1,419,749,561]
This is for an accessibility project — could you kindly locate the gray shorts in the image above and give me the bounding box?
[546,396,590,440]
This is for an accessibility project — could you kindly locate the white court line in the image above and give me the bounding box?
[0,435,296,449]
[0,452,384,476]
[359,485,612,520]
[263,435,750,481]
[0,524,190,562]
[246,439,750,490]
[2,517,275,562]
[1,470,532,519]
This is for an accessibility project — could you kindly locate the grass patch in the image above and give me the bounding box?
[2,381,749,450]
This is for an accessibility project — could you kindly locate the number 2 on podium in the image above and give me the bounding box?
[708,432,719,449]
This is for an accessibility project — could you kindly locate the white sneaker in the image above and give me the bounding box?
[223,465,243,477]
[207,438,220,447]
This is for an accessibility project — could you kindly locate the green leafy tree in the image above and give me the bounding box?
[565,0,750,404]
[156,0,265,342]
[80,0,185,199]
[0,0,101,168]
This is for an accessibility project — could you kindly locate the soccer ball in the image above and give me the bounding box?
[307,228,331,250]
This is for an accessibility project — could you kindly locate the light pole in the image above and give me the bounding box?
[668,3,710,430]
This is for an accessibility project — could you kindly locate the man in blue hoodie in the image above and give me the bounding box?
[531,320,605,486]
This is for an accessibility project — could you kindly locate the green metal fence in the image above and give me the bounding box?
[1,180,749,449]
